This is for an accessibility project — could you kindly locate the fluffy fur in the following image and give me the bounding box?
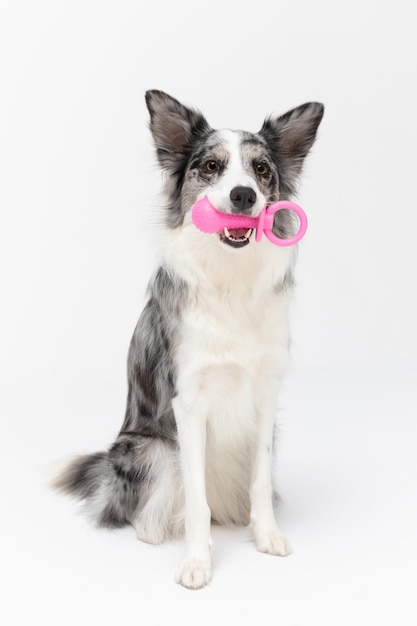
[54,90,324,588]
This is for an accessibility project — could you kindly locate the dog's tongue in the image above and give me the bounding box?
[228,228,248,239]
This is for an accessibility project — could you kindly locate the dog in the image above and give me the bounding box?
[54,90,324,589]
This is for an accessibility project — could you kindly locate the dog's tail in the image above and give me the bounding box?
[51,443,141,528]
[52,452,109,500]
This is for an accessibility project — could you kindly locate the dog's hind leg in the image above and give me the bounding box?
[131,440,184,545]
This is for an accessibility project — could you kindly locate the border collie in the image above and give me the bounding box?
[54,90,324,589]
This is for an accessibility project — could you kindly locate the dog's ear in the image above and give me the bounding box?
[145,90,211,171]
[260,102,324,198]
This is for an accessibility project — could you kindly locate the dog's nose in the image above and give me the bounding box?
[230,186,257,214]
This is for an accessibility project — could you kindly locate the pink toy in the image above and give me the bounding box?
[191,197,308,246]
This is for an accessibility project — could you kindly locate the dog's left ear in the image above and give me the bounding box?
[260,102,324,198]
[145,90,211,172]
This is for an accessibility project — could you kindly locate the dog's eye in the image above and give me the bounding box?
[205,160,219,173]
[255,162,270,176]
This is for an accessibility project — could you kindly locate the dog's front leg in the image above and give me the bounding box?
[250,379,290,557]
[173,395,212,589]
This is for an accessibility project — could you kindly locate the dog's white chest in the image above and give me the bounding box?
[175,282,290,436]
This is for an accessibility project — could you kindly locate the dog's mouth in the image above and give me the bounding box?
[219,227,253,249]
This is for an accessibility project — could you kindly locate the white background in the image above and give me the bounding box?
[1,1,416,624]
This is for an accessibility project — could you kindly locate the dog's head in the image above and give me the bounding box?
[146,90,323,250]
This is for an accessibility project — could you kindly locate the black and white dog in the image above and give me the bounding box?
[55,90,324,589]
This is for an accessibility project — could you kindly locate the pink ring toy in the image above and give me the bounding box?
[191,197,308,247]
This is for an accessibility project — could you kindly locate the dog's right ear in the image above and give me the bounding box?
[145,90,211,172]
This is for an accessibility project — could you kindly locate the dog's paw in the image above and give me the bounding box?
[176,557,211,590]
[255,527,291,556]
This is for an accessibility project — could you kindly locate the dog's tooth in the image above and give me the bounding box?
[244,229,251,239]
[224,227,231,238]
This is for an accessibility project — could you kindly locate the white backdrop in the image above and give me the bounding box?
[1,1,416,624]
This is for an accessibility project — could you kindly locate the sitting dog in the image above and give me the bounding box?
[55,90,324,589]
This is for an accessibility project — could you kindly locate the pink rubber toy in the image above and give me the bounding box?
[191,197,308,246]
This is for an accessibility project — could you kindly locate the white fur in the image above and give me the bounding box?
[206,130,265,216]
[160,132,294,588]
[132,441,184,545]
